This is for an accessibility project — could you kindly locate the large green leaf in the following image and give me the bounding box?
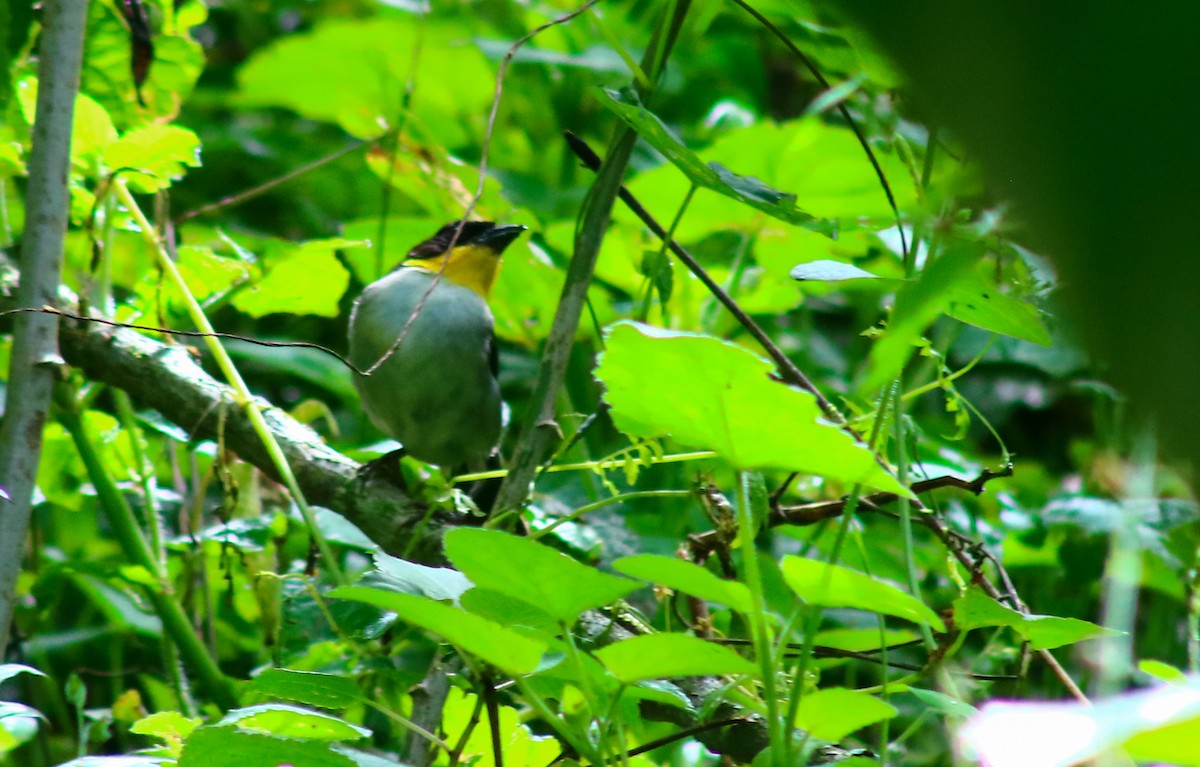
[953,588,1118,650]
[243,670,361,710]
[600,88,835,235]
[230,239,354,319]
[329,586,545,675]
[595,321,907,494]
[594,634,757,683]
[236,18,492,140]
[613,554,752,613]
[792,687,896,741]
[781,556,945,630]
[444,528,639,623]
[102,125,202,192]
[218,704,368,741]
[359,552,474,604]
[861,244,982,391]
[181,726,354,767]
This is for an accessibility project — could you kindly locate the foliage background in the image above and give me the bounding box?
[1,0,1198,766]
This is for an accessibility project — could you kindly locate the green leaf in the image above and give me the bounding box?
[793,687,896,741]
[600,88,835,235]
[953,588,1118,650]
[790,260,882,282]
[443,528,639,623]
[236,18,492,140]
[460,587,560,636]
[0,664,47,685]
[595,321,908,495]
[781,556,945,630]
[906,688,977,719]
[613,554,752,613]
[17,78,117,176]
[862,244,982,391]
[231,239,354,318]
[944,274,1052,346]
[329,586,545,675]
[594,634,757,683]
[1139,659,1188,684]
[360,552,474,604]
[102,125,202,192]
[244,670,361,710]
[181,726,355,767]
[219,704,368,741]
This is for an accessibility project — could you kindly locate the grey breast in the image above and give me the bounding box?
[348,268,500,467]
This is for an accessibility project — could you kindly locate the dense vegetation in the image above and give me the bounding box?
[1,1,1198,766]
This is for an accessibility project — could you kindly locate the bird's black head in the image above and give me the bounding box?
[407,220,528,260]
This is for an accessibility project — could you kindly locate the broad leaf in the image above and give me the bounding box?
[614,554,752,613]
[790,260,882,282]
[781,556,945,630]
[793,688,896,741]
[330,586,545,675]
[596,321,908,495]
[219,704,368,741]
[244,670,361,710]
[953,589,1118,650]
[360,552,474,604]
[595,634,757,683]
[102,125,202,192]
[444,528,639,623]
[181,726,354,767]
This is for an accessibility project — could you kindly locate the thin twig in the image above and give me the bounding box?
[174,139,373,224]
[564,131,844,425]
[727,0,909,262]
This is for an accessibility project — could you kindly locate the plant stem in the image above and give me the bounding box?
[55,383,238,710]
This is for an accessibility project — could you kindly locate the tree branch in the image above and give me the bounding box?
[0,0,90,655]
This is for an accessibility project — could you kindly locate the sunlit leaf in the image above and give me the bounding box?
[231,239,354,318]
[180,726,354,767]
[595,634,757,682]
[953,588,1118,650]
[244,670,361,710]
[102,125,202,192]
[790,260,882,282]
[444,528,638,623]
[329,586,544,675]
[793,687,896,741]
[219,704,368,741]
[595,321,908,494]
[781,556,945,630]
[614,554,752,613]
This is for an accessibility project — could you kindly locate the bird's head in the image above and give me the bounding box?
[402,220,527,298]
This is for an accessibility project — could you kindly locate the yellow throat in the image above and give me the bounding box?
[405,243,501,299]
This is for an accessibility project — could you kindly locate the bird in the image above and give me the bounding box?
[347,220,527,473]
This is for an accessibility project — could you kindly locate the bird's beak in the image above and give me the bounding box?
[473,224,528,252]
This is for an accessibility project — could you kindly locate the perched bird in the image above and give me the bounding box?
[348,220,526,472]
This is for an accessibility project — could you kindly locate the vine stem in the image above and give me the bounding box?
[493,0,695,513]
[113,180,347,586]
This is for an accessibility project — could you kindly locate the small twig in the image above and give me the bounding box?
[564,131,843,425]
[727,0,908,263]
[0,306,364,373]
[622,718,745,760]
[174,139,373,224]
